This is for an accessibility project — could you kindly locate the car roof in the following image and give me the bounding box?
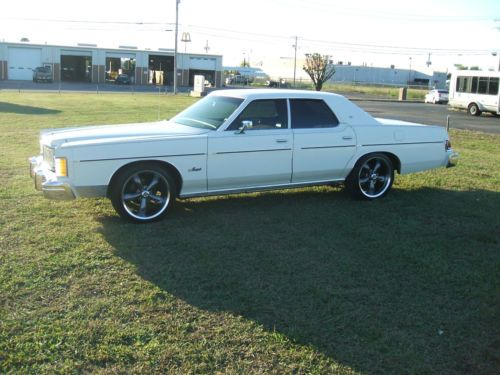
[209,88,379,126]
[209,88,345,100]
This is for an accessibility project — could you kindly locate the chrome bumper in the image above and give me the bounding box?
[446,149,459,168]
[29,156,75,200]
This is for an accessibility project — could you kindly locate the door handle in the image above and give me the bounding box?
[276,139,288,143]
[342,136,353,140]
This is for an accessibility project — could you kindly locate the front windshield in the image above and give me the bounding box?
[172,96,244,130]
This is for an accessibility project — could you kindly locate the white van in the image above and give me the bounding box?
[448,70,500,116]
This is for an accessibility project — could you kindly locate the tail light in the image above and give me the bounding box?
[445,140,452,151]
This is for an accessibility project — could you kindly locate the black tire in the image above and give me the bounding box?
[346,153,394,200]
[468,103,481,116]
[109,163,176,223]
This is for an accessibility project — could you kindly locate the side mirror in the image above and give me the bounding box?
[237,120,253,134]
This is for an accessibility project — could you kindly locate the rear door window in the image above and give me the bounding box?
[290,99,339,129]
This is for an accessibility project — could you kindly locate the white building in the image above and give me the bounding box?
[330,64,447,88]
[0,41,224,87]
[260,57,447,89]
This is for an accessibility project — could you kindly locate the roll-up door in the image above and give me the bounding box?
[8,47,42,80]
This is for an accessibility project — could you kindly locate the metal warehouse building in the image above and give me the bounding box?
[330,64,447,88]
[0,42,223,87]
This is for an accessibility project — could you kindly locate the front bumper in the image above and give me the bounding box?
[29,156,75,200]
[446,149,459,168]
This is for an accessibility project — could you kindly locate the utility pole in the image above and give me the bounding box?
[173,0,180,95]
[426,53,432,68]
[293,36,298,87]
[408,57,412,87]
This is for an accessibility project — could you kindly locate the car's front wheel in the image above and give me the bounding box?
[346,153,394,200]
[110,163,176,223]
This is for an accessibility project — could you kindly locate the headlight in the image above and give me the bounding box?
[55,157,68,177]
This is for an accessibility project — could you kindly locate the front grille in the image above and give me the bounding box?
[43,146,55,171]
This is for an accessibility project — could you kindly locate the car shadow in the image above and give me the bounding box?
[98,187,499,373]
[0,102,61,115]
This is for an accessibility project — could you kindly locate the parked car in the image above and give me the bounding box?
[115,74,131,85]
[30,89,458,223]
[225,75,249,85]
[424,89,449,104]
[32,66,53,83]
[266,79,290,88]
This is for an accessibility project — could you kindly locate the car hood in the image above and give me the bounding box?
[41,120,209,148]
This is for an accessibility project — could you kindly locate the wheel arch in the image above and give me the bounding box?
[350,151,401,174]
[106,160,183,198]
[467,102,483,115]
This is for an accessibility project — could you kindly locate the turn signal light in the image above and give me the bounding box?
[55,158,68,177]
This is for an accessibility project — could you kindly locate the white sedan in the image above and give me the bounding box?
[30,89,458,222]
[424,89,449,104]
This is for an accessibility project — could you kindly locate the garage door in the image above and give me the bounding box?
[8,47,42,80]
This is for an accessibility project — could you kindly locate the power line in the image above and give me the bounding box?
[271,0,497,22]
[1,17,496,58]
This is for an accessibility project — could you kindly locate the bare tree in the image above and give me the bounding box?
[303,53,336,91]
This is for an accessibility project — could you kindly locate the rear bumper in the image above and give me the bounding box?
[446,149,459,168]
[29,156,75,200]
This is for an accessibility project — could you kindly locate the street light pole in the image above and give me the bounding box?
[173,0,180,95]
[494,52,500,71]
[408,57,412,87]
[293,36,298,87]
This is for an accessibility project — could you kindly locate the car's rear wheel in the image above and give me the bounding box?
[346,153,394,200]
[110,163,176,223]
[468,103,481,116]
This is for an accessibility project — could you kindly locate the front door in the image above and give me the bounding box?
[207,99,292,191]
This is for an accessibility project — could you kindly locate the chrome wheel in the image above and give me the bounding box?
[121,170,171,221]
[347,153,394,200]
[110,164,176,223]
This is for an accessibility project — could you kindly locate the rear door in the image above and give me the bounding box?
[291,99,356,182]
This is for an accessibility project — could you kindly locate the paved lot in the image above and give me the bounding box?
[0,80,188,94]
[355,100,499,134]
[1,80,498,134]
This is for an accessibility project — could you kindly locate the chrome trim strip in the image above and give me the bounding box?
[362,141,443,147]
[79,153,206,163]
[180,178,344,198]
[215,148,292,155]
[301,145,355,150]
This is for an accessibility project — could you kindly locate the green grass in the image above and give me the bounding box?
[1,92,499,374]
[321,83,427,100]
[254,80,428,100]
[250,80,427,100]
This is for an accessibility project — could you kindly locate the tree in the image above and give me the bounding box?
[240,58,250,68]
[303,53,336,91]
